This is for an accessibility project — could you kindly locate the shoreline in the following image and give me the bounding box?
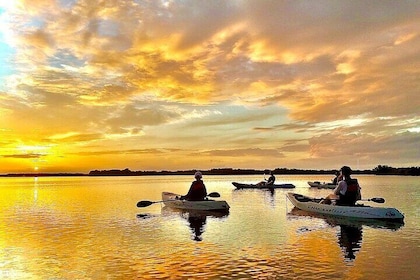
[1,166,419,177]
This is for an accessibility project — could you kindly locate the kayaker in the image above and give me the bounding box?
[332,170,342,185]
[180,171,208,201]
[266,171,276,186]
[257,171,276,186]
[321,166,361,206]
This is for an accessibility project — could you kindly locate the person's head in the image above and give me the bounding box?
[340,166,352,178]
[194,171,202,180]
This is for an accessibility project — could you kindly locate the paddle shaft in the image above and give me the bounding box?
[327,197,385,203]
[359,197,385,203]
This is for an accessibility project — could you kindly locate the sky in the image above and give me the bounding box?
[0,0,419,174]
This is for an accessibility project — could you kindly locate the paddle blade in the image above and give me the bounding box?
[208,192,220,198]
[370,197,385,203]
[137,200,154,207]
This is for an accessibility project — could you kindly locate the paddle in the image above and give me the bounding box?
[318,197,385,204]
[359,197,385,203]
[136,192,221,208]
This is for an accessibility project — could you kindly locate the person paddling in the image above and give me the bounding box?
[321,166,361,205]
[266,171,276,186]
[257,171,276,186]
[180,171,207,201]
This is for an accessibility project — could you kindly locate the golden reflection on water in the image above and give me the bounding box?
[0,175,418,279]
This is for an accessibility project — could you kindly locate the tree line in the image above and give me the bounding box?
[88,165,420,176]
[2,165,418,177]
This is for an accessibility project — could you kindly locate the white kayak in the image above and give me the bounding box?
[288,207,404,230]
[232,182,295,189]
[287,193,404,221]
[162,192,230,212]
[307,181,336,189]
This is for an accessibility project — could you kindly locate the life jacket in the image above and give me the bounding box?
[186,180,207,201]
[337,179,359,206]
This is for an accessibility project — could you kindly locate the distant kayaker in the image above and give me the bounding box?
[332,170,342,185]
[257,171,276,186]
[321,166,361,205]
[181,171,208,201]
[266,171,276,185]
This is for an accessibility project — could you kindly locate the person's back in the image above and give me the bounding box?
[186,179,207,201]
[184,171,207,201]
[321,166,361,205]
[336,177,360,206]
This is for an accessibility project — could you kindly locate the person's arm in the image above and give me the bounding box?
[333,181,343,195]
[203,183,207,198]
[183,182,195,199]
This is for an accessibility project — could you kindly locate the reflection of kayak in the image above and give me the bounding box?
[232,182,295,189]
[161,206,229,241]
[161,192,230,212]
[288,207,404,230]
[308,181,336,189]
[286,193,404,222]
[161,206,229,219]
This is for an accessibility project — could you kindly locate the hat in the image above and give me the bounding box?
[194,171,202,179]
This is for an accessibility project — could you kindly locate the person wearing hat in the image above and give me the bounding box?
[180,171,208,201]
[321,166,361,205]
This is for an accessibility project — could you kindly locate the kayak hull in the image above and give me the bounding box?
[232,182,295,189]
[288,207,404,230]
[307,181,336,189]
[286,192,404,221]
[162,192,230,212]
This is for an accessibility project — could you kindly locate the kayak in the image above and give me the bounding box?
[308,181,336,189]
[286,192,404,221]
[288,207,404,230]
[232,182,296,189]
[161,192,230,212]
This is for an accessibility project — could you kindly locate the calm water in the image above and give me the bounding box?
[0,175,419,279]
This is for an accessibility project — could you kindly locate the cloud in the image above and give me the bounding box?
[2,153,45,159]
[0,0,418,172]
[197,148,285,158]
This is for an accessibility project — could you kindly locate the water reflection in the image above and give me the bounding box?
[337,224,362,260]
[186,212,207,241]
[288,207,404,261]
[232,188,276,207]
[33,177,39,203]
[162,207,229,241]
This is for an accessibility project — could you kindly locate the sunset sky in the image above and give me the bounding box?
[0,0,419,173]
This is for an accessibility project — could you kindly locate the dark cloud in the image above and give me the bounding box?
[2,153,45,159]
